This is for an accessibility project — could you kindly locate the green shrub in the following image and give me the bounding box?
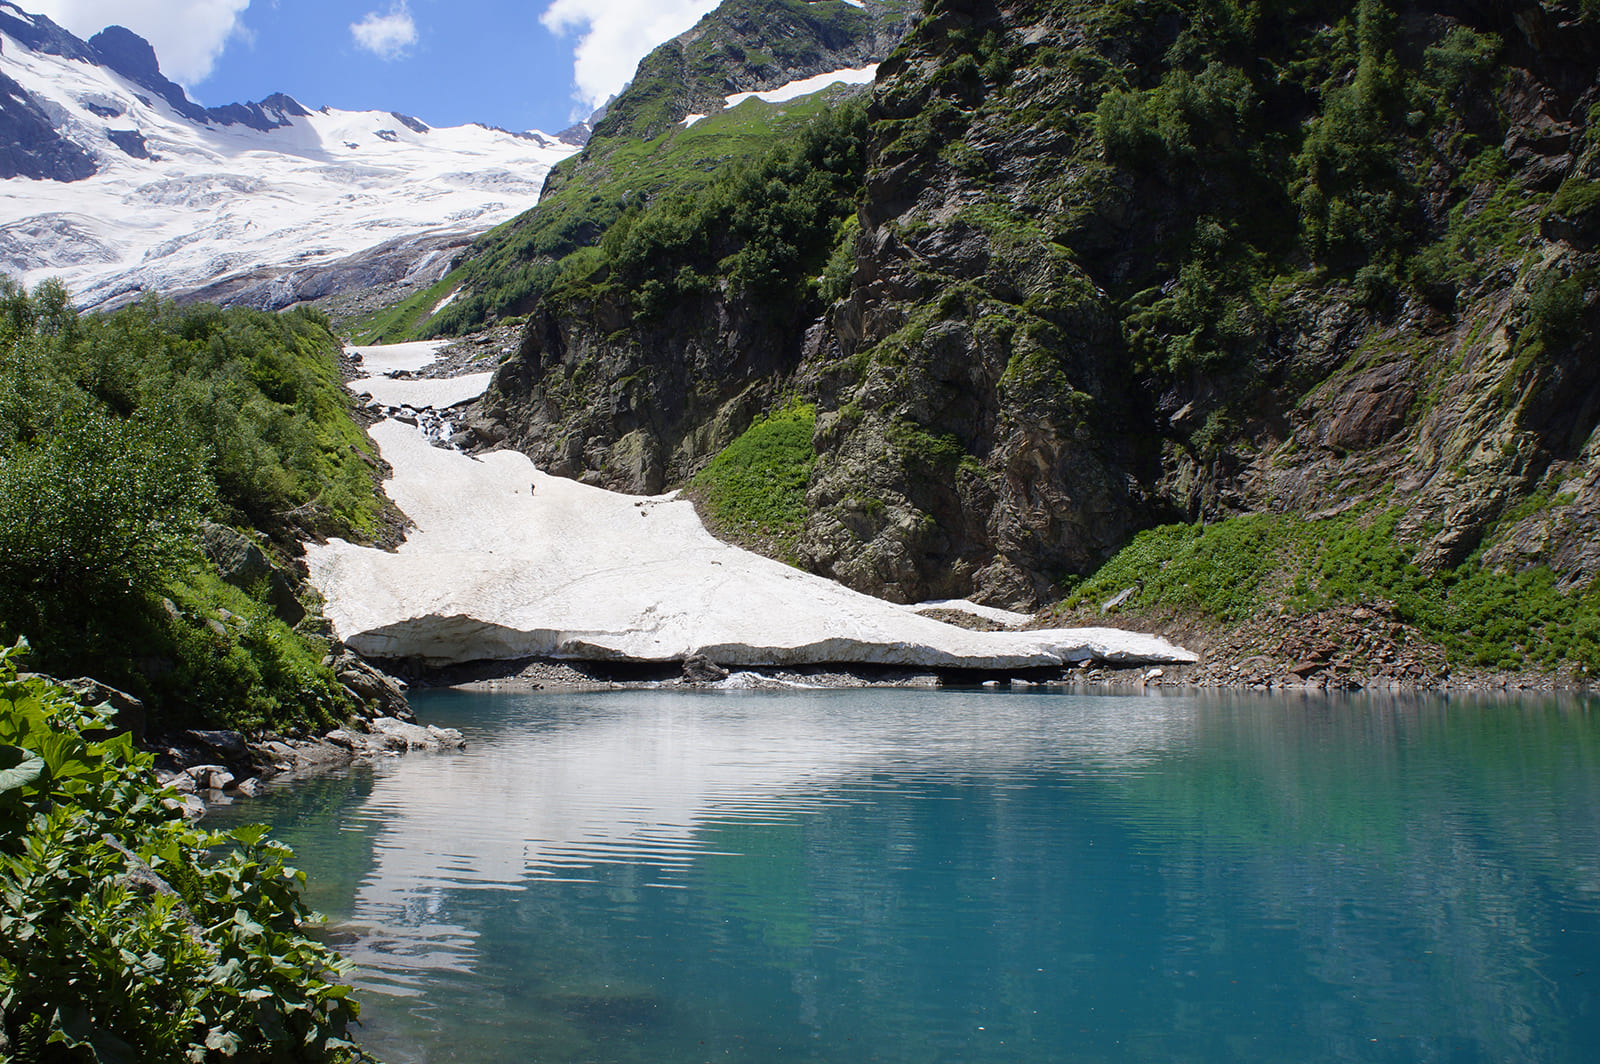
[692,402,817,557]
[1525,270,1588,348]
[0,280,378,733]
[0,643,362,1060]
[1069,509,1600,669]
[1421,25,1501,97]
[0,403,211,643]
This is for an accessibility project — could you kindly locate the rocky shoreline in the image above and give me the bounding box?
[83,616,1585,825]
[386,626,1592,697]
[149,715,468,820]
[1040,603,1592,695]
[42,652,467,823]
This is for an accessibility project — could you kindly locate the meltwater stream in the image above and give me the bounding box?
[209,688,1600,1063]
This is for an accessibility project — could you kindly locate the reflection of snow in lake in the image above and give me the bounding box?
[333,689,1197,990]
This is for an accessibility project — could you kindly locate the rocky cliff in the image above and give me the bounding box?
[472,0,1600,665]
[795,0,1599,607]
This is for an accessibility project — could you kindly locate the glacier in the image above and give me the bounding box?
[0,9,577,308]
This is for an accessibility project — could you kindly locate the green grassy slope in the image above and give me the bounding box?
[399,0,912,339]
[423,87,872,337]
[0,280,388,733]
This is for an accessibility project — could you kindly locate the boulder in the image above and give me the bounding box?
[196,522,305,625]
[369,717,465,751]
[56,677,145,743]
[682,654,729,683]
[334,650,412,719]
[185,764,235,791]
[183,729,250,763]
[162,794,207,820]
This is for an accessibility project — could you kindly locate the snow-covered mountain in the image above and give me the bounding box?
[0,3,579,309]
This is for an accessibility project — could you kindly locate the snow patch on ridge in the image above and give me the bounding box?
[724,64,878,109]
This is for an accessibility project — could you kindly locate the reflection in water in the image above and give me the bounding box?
[216,689,1600,1063]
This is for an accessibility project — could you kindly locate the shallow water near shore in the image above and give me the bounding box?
[210,687,1600,1063]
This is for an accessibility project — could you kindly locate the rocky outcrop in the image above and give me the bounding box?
[784,0,1600,607]
[196,521,305,626]
[474,0,1599,617]
[477,286,802,494]
[331,649,412,720]
[0,69,98,181]
[86,25,304,132]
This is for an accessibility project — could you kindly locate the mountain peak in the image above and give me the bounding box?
[86,23,208,122]
[86,25,159,82]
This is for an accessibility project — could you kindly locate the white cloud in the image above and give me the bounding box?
[28,0,250,85]
[350,2,418,61]
[540,0,719,115]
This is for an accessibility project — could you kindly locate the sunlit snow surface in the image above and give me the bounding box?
[306,347,1198,670]
[724,64,878,108]
[0,30,576,306]
[678,64,879,129]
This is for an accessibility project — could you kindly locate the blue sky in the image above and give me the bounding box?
[28,0,722,133]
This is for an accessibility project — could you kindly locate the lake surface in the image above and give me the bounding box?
[209,687,1600,1063]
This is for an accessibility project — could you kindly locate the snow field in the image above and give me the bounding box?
[307,346,1198,670]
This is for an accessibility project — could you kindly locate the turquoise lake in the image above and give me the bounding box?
[209,688,1600,1063]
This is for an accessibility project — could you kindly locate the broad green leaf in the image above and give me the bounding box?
[204,1026,241,1055]
[228,823,271,847]
[0,744,43,792]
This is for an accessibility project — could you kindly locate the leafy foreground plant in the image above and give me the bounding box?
[0,643,364,1062]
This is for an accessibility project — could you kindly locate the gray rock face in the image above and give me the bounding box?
[481,286,799,495]
[0,69,98,181]
[174,228,477,313]
[196,522,305,625]
[333,651,412,721]
[106,128,149,159]
[819,4,1594,606]
[473,0,1600,615]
